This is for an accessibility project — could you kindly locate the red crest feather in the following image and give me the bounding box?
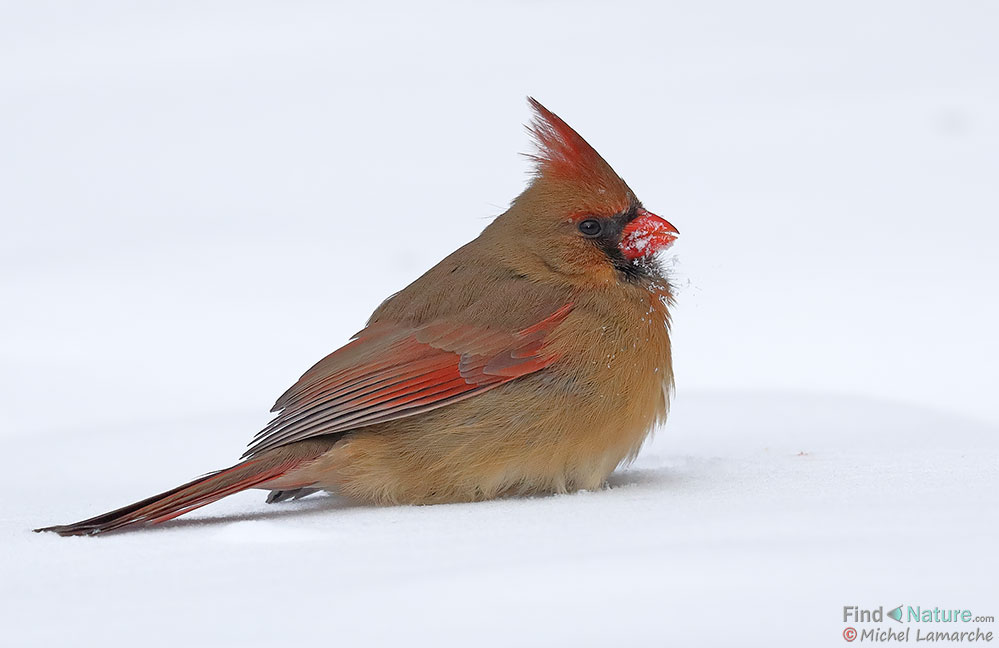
[526,97,632,205]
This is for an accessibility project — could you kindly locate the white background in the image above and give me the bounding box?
[1,1,996,646]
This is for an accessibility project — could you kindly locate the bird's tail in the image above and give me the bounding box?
[35,448,321,537]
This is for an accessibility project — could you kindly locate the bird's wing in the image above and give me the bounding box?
[243,304,573,458]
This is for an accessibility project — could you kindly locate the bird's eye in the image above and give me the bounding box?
[578,219,603,237]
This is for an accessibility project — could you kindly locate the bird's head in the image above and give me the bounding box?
[489,98,678,284]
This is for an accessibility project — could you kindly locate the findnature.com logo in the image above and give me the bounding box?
[841,605,995,643]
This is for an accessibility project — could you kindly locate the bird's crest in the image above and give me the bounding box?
[526,97,632,206]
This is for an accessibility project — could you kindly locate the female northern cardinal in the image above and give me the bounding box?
[37,98,679,536]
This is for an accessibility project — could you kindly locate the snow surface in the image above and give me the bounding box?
[2,1,997,646]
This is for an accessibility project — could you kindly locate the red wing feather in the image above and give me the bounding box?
[243,304,572,458]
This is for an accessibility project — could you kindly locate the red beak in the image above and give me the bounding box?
[619,208,679,261]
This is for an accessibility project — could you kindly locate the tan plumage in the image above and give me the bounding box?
[37,98,678,536]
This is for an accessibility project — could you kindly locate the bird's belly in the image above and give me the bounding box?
[300,364,669,505]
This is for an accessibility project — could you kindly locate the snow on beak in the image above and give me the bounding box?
[619,208,679,261]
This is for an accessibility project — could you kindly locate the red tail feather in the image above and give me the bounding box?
[35,451,319,537]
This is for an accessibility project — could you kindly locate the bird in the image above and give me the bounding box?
[36,98,679,536]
